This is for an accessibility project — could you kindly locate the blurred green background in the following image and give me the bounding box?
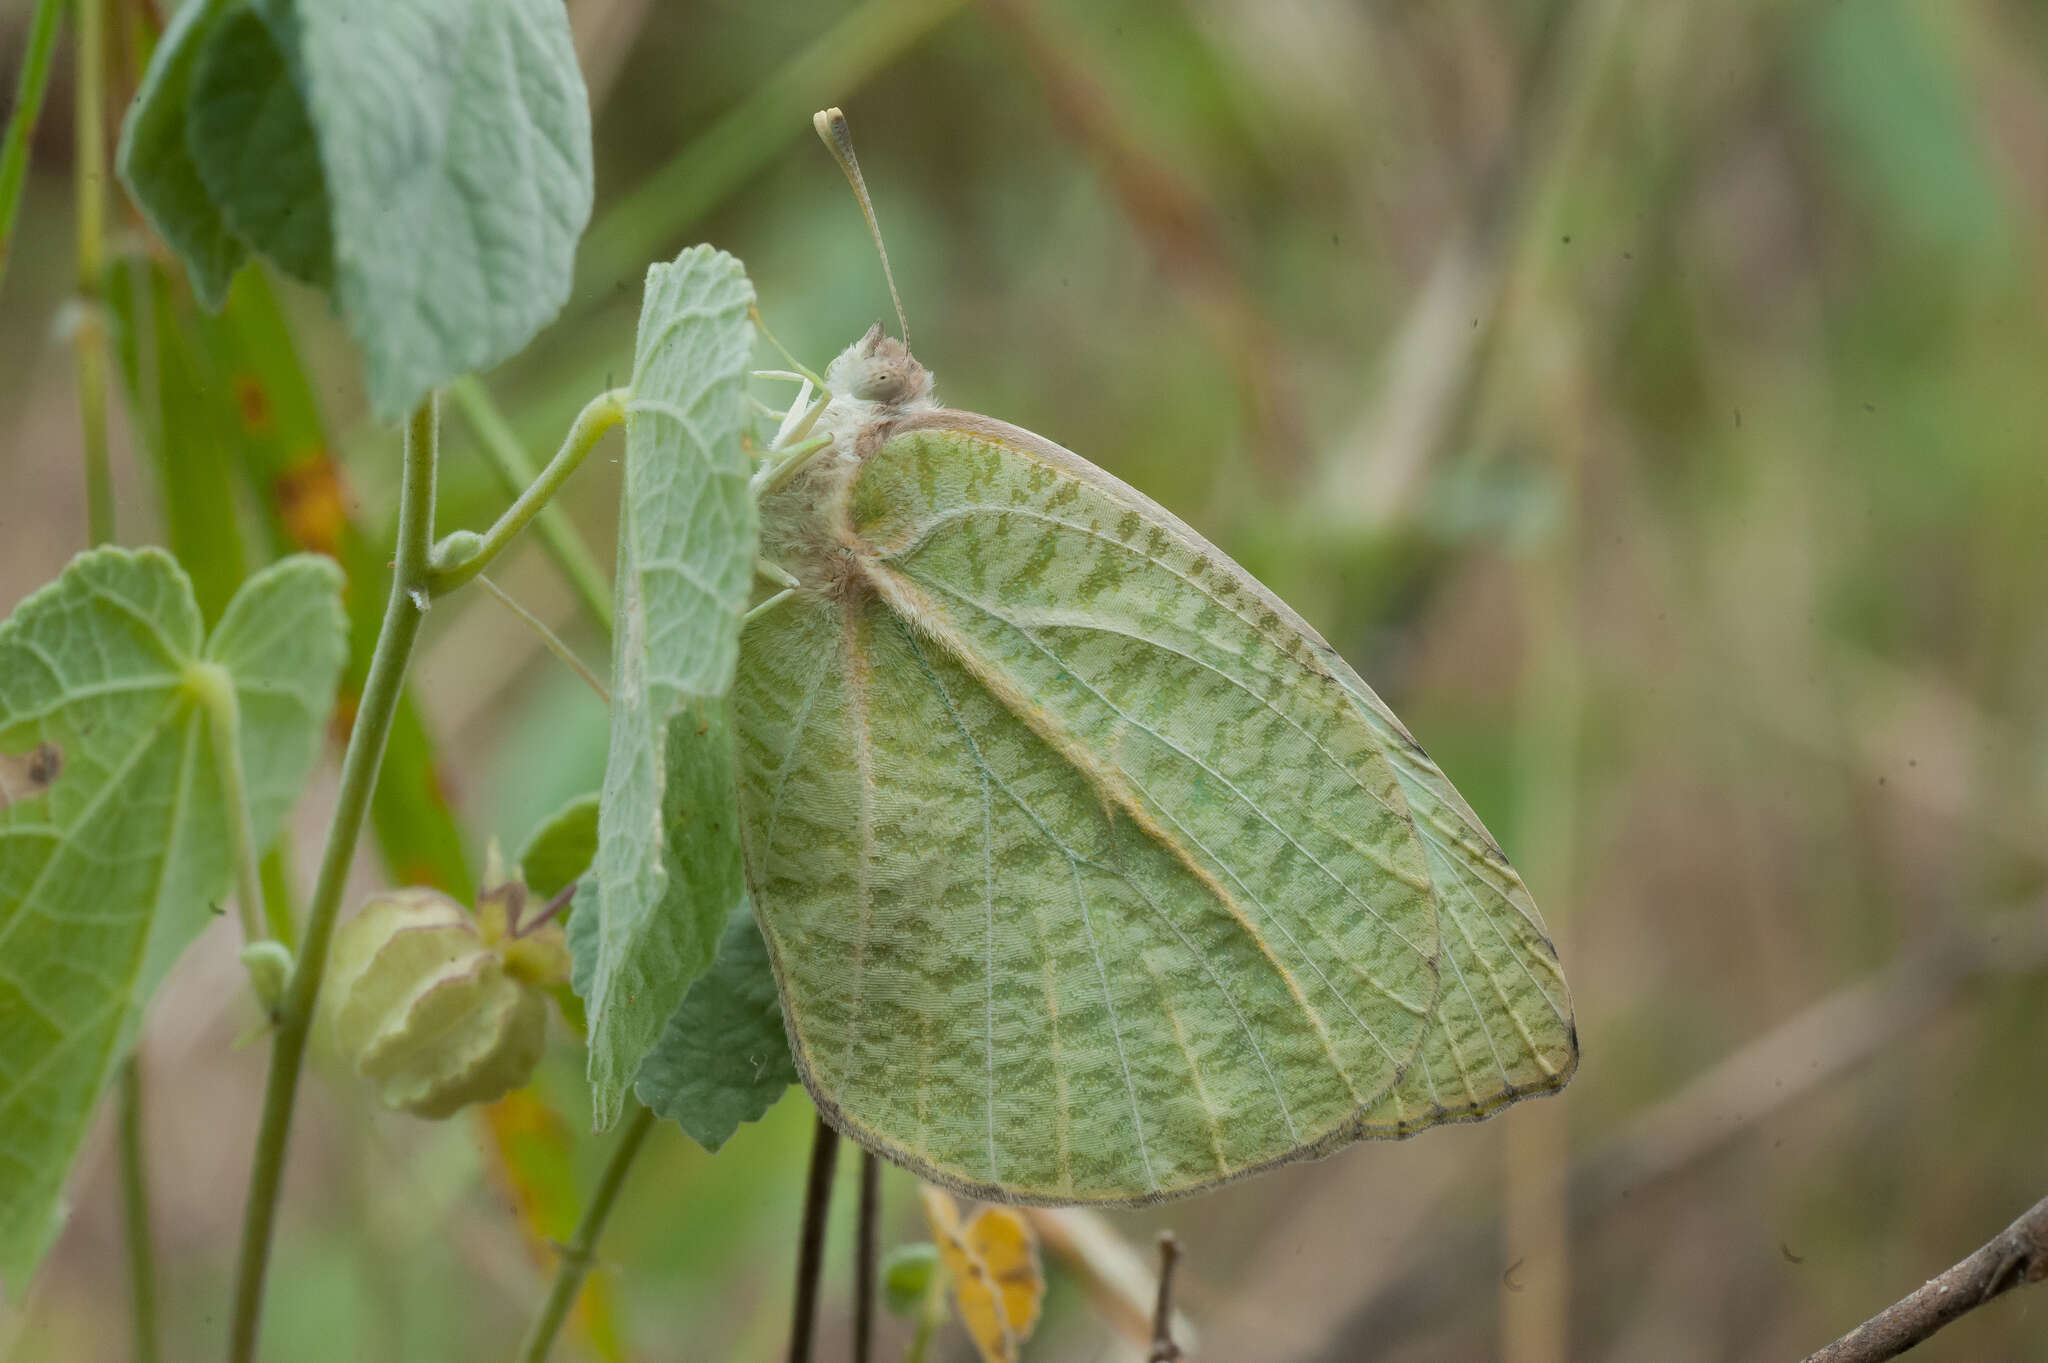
[5,0,2048,1359]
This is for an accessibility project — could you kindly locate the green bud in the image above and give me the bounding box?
[881,1242,941,1317]
[322,887,549,1119]
[429,529,484,575]
[238,940,294,1013]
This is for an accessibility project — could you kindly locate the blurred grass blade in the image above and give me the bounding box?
[0,0,66,299]
[577,0,966,293]
[189,265,475,899]
[101,258,248,622]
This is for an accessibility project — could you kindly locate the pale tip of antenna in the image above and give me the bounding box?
[812,105,910,350]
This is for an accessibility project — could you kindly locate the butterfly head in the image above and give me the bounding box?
[826,322,933,411]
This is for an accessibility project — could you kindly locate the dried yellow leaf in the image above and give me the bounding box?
[920,1185,1046,1363]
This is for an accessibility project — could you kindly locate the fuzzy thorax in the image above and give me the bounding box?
[758,324,938,606]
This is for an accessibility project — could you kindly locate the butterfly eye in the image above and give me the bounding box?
[854,365,910,403]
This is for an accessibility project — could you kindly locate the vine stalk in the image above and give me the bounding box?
[227,396,442,1363]
[513,1104,657,1363]
[64,2,155,1353]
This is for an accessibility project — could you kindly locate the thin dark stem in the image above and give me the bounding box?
[117,1055,160,1363]
[1799,1191,2048,1363]
[514,1105,658,1363]
[787,1115,841,1363]
[1149,1231,1183,1362]
[853,1149,880,1363]
[516,879,581,938]
[227,397,440,1363]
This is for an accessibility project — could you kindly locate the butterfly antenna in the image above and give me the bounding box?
[813,106,910,350]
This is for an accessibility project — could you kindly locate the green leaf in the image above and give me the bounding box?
[0,550,345,1287]
[115,0,246,307]
[632,900,796,1152]
[187,0,333,289]
[291,0,594,419]
[517,792,598,902]
[583,246,757,1129]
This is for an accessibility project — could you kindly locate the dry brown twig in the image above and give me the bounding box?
[1798,1192,2048,1363]
[1149,1232,1185,1362]
[1315,900,2048,1359]
[1025,1208,1197,1358]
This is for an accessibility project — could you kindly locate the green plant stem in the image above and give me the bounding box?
[198,667,268,943]
[70,5,150,1357]
[903,1270,946,1363]
[429,384,625,601]
[117,1056,160,1363]
[258,842,298,951]
[447,377,616,631]
[74,0,114,546]
[227,396,441,1363]
[0,0,64,296]
[513,1104,657,1363]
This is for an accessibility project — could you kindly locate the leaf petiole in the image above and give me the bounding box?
[188,661,267,944]
[447,377,616,633]
[427,386,628,599]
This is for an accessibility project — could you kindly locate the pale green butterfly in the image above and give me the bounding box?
[737,109,1576,1206]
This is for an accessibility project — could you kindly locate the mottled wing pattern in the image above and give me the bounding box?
[1331,670,1577,1133]
[736,414,1573,1204]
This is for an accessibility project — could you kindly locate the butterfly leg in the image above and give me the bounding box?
[744,588,797,623]
[750,432,834,498]
[749,303,830,390]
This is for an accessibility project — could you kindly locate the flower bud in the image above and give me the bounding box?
[239,940,294,1014]
[882,1242,940,1316]
[429,529,484,575]
[323,886,556,1119]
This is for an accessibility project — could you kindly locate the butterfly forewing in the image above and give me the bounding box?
[741,410,1577,1205]
[1334,675,1577,1133]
